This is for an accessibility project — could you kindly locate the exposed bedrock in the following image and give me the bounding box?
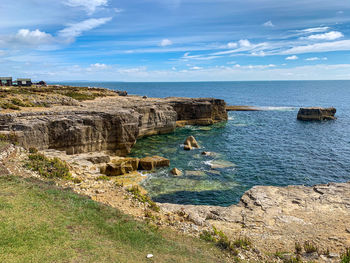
[297,107,336,121]
[160,181,350,253]
[0,96,227,155]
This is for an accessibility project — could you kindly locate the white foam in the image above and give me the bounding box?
[260,106,297,111]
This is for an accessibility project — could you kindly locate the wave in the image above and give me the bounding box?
[259,106,297,111]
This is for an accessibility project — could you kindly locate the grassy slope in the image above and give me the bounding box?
[0,175,227,263]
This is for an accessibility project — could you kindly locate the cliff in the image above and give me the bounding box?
[0,95,227,155]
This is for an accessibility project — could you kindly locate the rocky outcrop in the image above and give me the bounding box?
[103,157,140,176]
[139,156,170,170]
[184,136,199,150]
[0,96,227,155]
[297,107,336,121]
[160,181,350,254]
[171,98,228,126]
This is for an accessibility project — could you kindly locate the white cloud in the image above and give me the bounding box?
[305,57,327,61]
[306,31,344,41]
[286,55,298,60]
[283,40,350,55]
[64,0,108,14]
[227,42,238,48]
[89,63,108,70]
[160,39,173,47]
[58,17,112,41]
[239,39,251,47]
[190,66,203,70]
[13,29,53,46]
[114,8,124,13]
[263,21,274,27]
[300,27,330,34]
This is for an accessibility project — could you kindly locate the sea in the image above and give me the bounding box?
[60,81,350,206]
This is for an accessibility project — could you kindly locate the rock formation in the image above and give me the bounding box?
[170,167,182,176]
[139,156,170,170]
[103,157,140,176]
[0,96,227,155]
[184,136,199,150]
[160,181,350,254]
[297,107,336,121]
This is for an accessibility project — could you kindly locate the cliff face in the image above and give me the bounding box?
[0,96,227,155]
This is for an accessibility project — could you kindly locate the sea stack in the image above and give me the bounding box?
[297,107,336,121]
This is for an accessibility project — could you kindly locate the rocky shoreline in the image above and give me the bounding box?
[0,87,349,262]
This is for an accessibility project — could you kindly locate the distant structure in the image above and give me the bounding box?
[16,78,32,86]
[0,77,13,86]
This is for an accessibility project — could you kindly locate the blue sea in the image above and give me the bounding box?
[61,81,350,206]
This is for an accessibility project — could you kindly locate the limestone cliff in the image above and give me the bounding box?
[0,96,227,155]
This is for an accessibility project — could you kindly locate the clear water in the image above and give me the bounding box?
[61,81,350,206]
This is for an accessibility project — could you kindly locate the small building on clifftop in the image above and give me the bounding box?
[0,77,13,86]
[16,78,32,86]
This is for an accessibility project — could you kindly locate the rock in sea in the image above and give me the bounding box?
[170,167,182,176]
[139,156,170,170]
[184,136,199,150]
[297,107,336,121]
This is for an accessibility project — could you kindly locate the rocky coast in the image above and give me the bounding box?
[0,85,349,262]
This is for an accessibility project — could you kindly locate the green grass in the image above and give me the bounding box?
[0,175,227,263]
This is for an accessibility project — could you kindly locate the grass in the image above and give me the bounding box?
[199,226,252,256]
[0,175,227,263]
[341,248,350,263]
[303,241,318,254]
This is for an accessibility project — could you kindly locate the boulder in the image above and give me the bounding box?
[103,157,139,176]
[170,167,182,176]
[139,156,170,170]
[87,155,110,164]
[184,145,192,151]
[297,107,336,121]
[184,136,199,150]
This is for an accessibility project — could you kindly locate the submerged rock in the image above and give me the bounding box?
[297,107,336,121]
[139,156,170,170]
[209,160,235,169]
[184,136,199,150]
[170,167,182,176]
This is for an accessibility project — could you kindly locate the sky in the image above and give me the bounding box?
[1,0,350,81]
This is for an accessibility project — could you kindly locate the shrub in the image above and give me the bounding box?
[233,237,251,249]
[303,241,318,254]
[25,153,72,179]
[95,175,111,181]
[29,147,38,154]
[1,102,20,110]
[295,242,302,254]
[341,248,350,263]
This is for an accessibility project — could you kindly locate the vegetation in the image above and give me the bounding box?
[303,241,318,254]
[126,185,160,212]
[25,153,72,180]
[200,226,252,256]
[0,175,227,263]
[0,85,117,111]
[95,175,111,181]
[295,242,302,254]
[341,248,350,263]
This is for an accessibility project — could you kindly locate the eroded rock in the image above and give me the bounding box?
[103,157,139,176]
[184,136,199,150]
[139,156,170,170]
[297,107,336,121]
[170,167,182,176]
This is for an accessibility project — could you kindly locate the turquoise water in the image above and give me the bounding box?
[62,81,350,206]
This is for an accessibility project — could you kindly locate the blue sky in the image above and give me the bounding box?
[1,0,350,81]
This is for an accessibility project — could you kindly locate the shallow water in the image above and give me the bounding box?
[63,81,350,206]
